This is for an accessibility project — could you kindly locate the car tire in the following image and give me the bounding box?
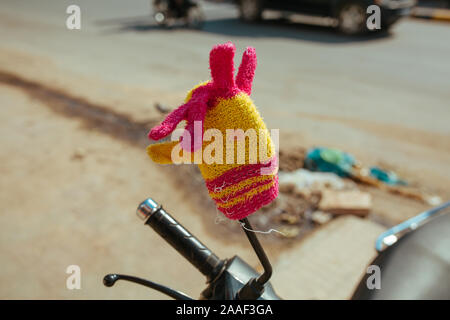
[239,0,263,22]
[337,1,367,35]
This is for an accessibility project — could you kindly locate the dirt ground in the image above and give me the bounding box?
[0,0,449,300]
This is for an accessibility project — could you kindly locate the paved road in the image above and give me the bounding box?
[1,0,448,131]
[2,0,448,186]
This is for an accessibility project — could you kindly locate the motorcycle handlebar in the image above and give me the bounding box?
[136,198,224,281]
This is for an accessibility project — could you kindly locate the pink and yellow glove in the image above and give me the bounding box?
[147,42,278,220]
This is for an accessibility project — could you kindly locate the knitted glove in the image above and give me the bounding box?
[147,42,278,220]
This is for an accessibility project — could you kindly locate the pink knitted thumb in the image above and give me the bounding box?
[149,83,210,153]
[148,102,189,141]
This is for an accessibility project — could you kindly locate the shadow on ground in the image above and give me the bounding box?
[96,16,392,44]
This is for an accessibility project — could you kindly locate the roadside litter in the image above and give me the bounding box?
[369,166,407,186]
[259,167,372,238]
[304,147,441,205]
[278,168,371,218]
[318,189,372,217]
[183,145,441,241]
[304,147,354,178]
[257,145,443,239]
[278,168,352,190]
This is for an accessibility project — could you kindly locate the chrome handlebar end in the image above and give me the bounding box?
[136,198,161,222]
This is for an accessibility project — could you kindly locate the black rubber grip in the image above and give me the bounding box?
[145,206,223,280]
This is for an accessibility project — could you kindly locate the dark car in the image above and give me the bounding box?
[237,0,416,34]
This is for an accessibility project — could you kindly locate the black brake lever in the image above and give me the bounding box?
[103,273,194,300]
